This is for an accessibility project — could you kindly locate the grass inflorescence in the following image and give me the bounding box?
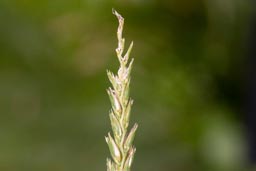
[105,9,138,171]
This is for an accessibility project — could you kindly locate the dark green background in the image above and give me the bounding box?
[0,0,251,171]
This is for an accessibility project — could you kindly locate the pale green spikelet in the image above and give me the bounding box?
[106,9,138,171]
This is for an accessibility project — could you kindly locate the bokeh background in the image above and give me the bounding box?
[0,0,254,171]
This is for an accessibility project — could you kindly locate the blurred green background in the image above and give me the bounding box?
[0,0,252,171]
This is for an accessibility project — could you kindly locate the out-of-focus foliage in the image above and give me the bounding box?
[0,0,251,171]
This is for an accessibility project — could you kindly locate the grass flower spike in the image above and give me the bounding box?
[105,9,138,171]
